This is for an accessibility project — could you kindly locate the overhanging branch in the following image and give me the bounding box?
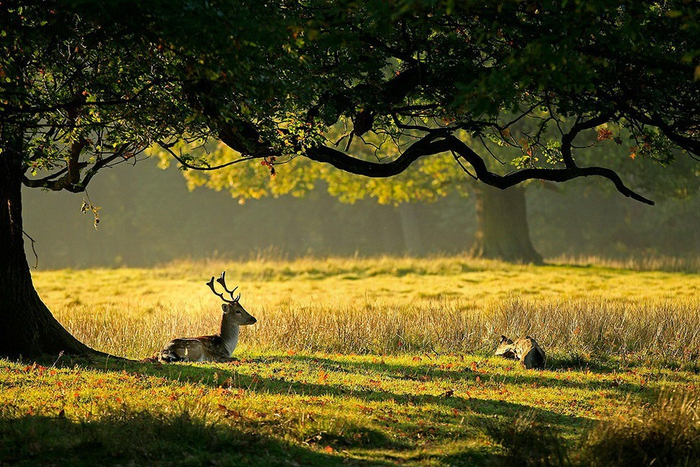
[305,132,453,177]
[560,113,614,168]
[445,135,655,205]
[303,132,654,205]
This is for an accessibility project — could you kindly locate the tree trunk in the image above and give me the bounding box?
[471,185,543,264]
[0,134,93,359]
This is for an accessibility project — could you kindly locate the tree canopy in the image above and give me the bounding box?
[5,0,699,203]
[161,0,698,206]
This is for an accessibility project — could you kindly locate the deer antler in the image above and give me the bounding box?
[206,276,230,303]
[207,271,240,303]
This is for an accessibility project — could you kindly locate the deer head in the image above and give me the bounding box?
[495,335,516,359]
[206,271,257,325]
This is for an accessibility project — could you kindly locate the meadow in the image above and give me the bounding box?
[1,256,699,465]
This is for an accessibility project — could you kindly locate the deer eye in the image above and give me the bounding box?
[235,310,241,314]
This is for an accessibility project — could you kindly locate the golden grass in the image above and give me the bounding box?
[548,254,700,273]
[32,256,700,361]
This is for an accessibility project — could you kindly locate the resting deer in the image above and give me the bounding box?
[495,335,546,370]
[159,272,256,363]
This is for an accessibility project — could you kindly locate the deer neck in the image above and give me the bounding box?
[220,313,240,356]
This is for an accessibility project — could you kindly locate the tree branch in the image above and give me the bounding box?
[445,135,654,205]
[304,132,452,177]
[560,113,613,168]
[157,142,262,171]
[632,111,700,157]
[302,131,654,205]
[23,146,135,193]
[22,139,87,191]
[72,151,128,192]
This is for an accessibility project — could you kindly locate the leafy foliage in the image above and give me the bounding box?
[3,0,698,203]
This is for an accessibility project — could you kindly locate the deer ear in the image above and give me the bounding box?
[221,304,229,313]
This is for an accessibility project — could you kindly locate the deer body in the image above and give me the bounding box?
[159,273,256,363]
[495,335,546,370]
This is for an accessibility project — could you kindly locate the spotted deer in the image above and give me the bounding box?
[159,272,256,363]
[495,335,546,370]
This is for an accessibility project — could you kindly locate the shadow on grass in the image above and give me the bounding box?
[30,351,696,466]
[0,411,356,467]
[125,359,632,408]
[106,355,595,436]
[23,353,659,466]
[278,354,657,395]
[47,352,663,411]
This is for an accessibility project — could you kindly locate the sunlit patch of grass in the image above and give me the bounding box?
[32,256,700,361]
[549,254,700,273]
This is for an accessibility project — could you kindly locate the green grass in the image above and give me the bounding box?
[1,256,699,465]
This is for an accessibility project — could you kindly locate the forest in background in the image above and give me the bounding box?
[22,157,698,269]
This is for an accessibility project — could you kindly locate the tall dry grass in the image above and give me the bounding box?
[247,297,700,358]
[37,256,698,361]
[56,295,700,362]
[56,300,220,359]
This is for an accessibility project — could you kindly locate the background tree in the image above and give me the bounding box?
[2,0,698,358]
[169,126,699,265]
[20,156,698,268]
[165,140,546,262]
[160,0,699,263]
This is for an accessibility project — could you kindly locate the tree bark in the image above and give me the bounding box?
[471,185,543,264]
[0,132,93,359]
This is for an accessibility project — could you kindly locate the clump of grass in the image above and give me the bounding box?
[246,300,488,355]
[58,301,218,359]
[480,390,700,467]
[479,411,571,467]
[578,389,700,467]
[488,297,700,363]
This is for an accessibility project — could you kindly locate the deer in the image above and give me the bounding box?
[158,272,257,363]
[495,335,546,370]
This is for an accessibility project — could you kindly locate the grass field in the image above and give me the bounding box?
[1,256,699,465]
